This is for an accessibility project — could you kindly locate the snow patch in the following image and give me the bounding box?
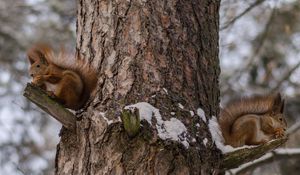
[178,103,184,109]
[170,112,175,115]
[125,102,189,148]
[197,108,207,123]
[203,138,208,147]
[125,102,158,124]
[158,118,189,148]
[190,111,195,116]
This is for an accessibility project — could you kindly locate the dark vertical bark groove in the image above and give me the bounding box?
[56,0,221,174]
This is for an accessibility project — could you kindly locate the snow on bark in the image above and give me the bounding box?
[203,138,208,147]
[125,102,189,148]
[162,88,168,94]
[208,116,255,153]
[99,112,114,125]
[178,103,184,109]
[190,111,195,116]
[197,108,207,123]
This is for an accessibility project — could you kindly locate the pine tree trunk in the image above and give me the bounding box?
[55,0,221,174]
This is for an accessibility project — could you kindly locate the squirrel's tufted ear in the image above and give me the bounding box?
[27,45,50,66]
[272,93,284,114]
[27,55,36,64]
[280,99,285,113]
[36,50,49,65]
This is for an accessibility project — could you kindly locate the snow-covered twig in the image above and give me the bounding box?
[220,137,287,170]
[228,148,300,175]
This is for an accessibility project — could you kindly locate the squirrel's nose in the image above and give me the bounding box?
[30,74,34,77]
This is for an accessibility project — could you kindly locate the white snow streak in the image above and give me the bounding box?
[197,108,207,123]
[208,116,255,153]
[203,138,208,147]
[178,103,184,109]
[163,88,168,94]
[100,112,114,125]
[190,111,195,116]
[208,116,235,153]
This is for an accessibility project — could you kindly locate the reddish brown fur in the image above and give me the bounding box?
[27,44,98,110]
[219,93,287,147]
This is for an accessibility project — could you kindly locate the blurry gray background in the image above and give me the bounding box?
[0,0,75,174]
[0,0,300,174]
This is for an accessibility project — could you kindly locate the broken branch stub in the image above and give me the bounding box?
[121,108,140,137]
[23,83,76,131]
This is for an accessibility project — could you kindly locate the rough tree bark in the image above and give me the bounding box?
[55,0,221,174]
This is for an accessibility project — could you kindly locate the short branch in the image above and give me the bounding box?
[220,137,288,170]
[23,83,76,131]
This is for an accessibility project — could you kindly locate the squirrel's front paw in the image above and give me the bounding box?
[46,91,56,98]
[32,76,44,86]
[274,128,285,138]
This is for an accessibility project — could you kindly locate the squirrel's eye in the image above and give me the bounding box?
[279,118,283,121]
[37,65,40,68]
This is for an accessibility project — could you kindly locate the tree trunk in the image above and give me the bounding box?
[55,0,221,174]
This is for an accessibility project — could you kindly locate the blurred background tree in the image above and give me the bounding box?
[0,0,300,174]
[220,0,300,174]
[0,0,75,174]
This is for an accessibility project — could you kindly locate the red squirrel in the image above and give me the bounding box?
[27,44,97,110]
[218,93,287,147]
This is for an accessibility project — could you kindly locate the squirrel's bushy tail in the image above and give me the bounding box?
[73,57,98,109]
[55,47,98,109]
[218,93,282,144]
